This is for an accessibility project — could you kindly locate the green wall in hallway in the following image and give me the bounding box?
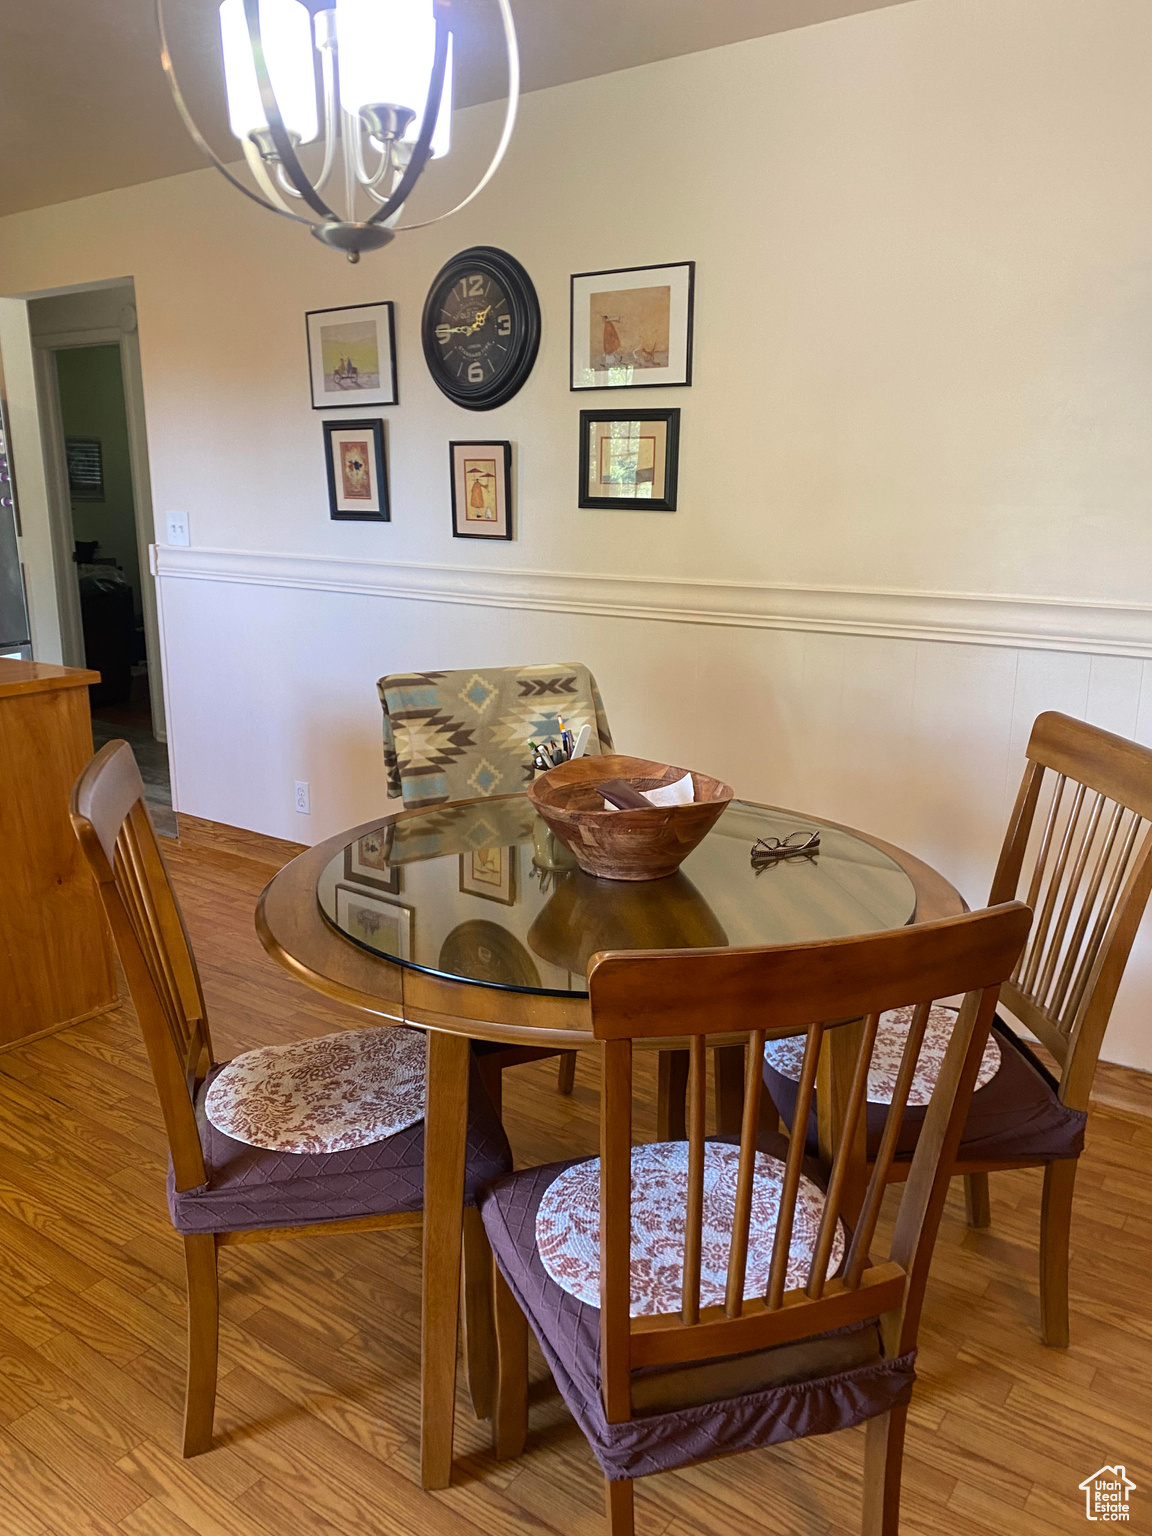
[55,343,140,619]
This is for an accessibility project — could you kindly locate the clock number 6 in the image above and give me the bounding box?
[467,362,485,383]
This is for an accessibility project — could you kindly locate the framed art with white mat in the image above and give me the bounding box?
[334,884,413,960]
[450,439,512,539]
[459,845,517,905]
[306,301,398,408]
[323,419,389,521]
[344,830,401,894]
[570,261,694,390]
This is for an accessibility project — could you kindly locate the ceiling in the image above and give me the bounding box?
[0,0,912,218]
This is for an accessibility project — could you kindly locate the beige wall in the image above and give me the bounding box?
[0,0,1150,596]
[3,0,1152,1063]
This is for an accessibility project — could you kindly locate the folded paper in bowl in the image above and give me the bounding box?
[603,770,695,811]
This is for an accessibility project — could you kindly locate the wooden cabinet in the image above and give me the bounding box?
[0,659,117,1048]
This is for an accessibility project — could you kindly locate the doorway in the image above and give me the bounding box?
[28,283,175,835]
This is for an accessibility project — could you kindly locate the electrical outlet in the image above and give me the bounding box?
[165,511,190,547]
[294,781,311,815]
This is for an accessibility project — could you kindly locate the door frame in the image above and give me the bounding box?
[33,322,167,740]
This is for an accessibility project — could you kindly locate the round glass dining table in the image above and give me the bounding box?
[254,792,963,1492]
[313,797,920,998]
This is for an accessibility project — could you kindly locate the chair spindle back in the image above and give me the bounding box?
[587,904,1032,1424]
[71,740,212,1190]
[988,712,1152,1108]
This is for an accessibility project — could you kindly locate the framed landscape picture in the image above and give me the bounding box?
[578,409,680,511]
[306,301,398,408]
[449,440,513,540]
[459,846,517,905]
[335,884,413,960]
[344,830,401,894]
[570,261,694,390]
[323,418,389,521]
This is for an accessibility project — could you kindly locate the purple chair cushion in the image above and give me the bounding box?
[478,1142,916,1483]
[763,1017,1087,1164]
[168,1046,512,1235]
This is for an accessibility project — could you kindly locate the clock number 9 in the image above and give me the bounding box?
[467,362,484,383]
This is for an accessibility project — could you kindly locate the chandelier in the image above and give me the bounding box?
[158,0,519,261]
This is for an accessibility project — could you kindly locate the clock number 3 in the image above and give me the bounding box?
[496,314,511,335]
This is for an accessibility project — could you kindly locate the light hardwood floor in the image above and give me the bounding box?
[1,831,1150,1536]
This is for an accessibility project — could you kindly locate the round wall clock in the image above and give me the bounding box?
[421,246,541,410]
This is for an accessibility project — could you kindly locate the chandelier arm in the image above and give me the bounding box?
[274,162,305,198]
[393,0,519,233]
[244,139,302,209]
[244,0,337,222]
[156,0,311,225]
[364,7,449,227]
[352,116,393,192]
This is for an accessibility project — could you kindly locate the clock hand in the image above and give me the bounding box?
[466,305,493,334]
[435,323,475,337]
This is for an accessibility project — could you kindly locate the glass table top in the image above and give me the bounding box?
[317,796,917,998]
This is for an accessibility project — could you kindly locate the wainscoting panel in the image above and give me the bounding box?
[153,547,1152,1070]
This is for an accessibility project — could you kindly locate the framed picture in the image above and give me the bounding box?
[449,440,512,540]
[323,419,389,521]
[578,409,680,511]
[459,846,517,905]
[570,261,694,390]
[344,829,401,894]
[306,301,398,408]
[335,883,413,959]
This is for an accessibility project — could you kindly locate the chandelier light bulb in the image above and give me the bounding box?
[219,0,319,145]
[337,0,435,123]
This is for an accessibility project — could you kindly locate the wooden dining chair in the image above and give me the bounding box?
[71,739,512,1456]
[480,903,1031,1535]
[764,712,1152,1348]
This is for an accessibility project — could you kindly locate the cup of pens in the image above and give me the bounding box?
[528,717,592,775]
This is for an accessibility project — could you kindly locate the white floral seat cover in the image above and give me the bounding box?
[535,1141,845,1317]
[764,1005,1001,1108]
[204,1026,426,1155]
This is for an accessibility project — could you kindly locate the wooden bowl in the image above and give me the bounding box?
[525,754,733,881]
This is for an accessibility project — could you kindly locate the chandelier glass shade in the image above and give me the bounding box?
[158,0,517,261]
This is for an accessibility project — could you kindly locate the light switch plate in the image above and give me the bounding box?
[165,511,190,547]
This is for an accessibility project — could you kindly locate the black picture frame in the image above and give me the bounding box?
[449,439,513,540]
[570,260,695,391]
[578,408,680,512]
[343,838,401,894]
[305,300,398,409]
[458,846,517,905]
[323,418,390,521]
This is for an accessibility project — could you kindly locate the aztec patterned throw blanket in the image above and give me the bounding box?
[378,663,614,808]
